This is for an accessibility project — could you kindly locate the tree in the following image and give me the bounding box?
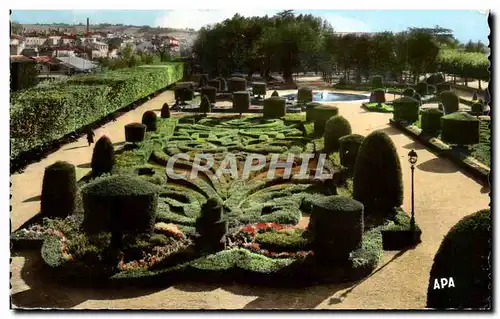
[407,30,440,82]
[11,21,23,35]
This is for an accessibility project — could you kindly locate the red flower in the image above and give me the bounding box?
[271,223,283,230]
[249,243,260,250]
[255,223,269,229]
[240,225,256,234]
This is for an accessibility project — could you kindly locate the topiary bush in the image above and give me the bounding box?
[200,86,217,104]
[428,85,437,95]
[426,73,444,85]
[141,110,157,132]
[252,82,267,98]
[439,91,459,114]
[403,88,415,97]
[195,198,228,252]
[324,115,352,152]
[41,161,77,218]
[216,77,228,92]
[233,91,251,115]
[305,102,321,122]
[125,123,146,143]
[437,83,451,94]
[309,195,364,263]
[427,209,491,309]
[471,102,486,115]
[339,134,365,170]
[199,74,209,87]
[175,87,194,103]
[353,130,403,217]
[200,95,212,116]
[207,79,221,92]
[421,108,444,135]
[371,75,384,89]
[297,87,313,105]
[441,112,480,146]
[263,96,286,119]
[161,103,170,118]
[313,106,339,136]
[271,90,280,97]
[371,89,385,103]
[228,77,247,93]
[472,91,478,101]
[413,93,422,104]
[416,82,428,96]
[82,175,159,251]
[91,135,115,175]
[392,96,420,123]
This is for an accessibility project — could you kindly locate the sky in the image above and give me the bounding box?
[11,9,490,43]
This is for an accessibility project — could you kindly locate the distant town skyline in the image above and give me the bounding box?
[11,9,490,44]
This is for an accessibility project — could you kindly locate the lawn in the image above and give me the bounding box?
[363,102,394,113]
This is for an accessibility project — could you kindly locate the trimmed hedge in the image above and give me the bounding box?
[142,111,157,132]
[41,161,77,218]
[427,209,491,309]
[175,86,194,102]
[421,108,444,135]
[441,112,480,145]
[161,103,170,118]
[371,75,384,89]
[305,102,321,122]
[297,87,313,104]
[91,135,115,175]
[207,79,221,92]
[82,175,159,235]
[439,91,459,114]
[233,91,251,115]
[255,228,308,252]
[471,102,486,115]
[252,82,266,97]
[263,96,286,118]
[416,82,428,96]
[201,86,217,104]
[312,106,339,136]
[339,134,365,170]
[125,123,147,143]
[393,96,420,123]
[437,83,451,94]
[371,89,385,103]
[353,130,403,216]
[10,63,183,162]
[309,195,364,263]
[228,77,247,93]
[324,115,352,152]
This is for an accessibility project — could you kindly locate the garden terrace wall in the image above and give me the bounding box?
[10,63,184,172]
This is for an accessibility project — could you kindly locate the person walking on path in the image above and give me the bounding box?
[86,127,95,146]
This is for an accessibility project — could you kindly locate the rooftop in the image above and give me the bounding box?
[57,56,97,70]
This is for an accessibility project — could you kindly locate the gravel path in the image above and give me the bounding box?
[10,78,490,309]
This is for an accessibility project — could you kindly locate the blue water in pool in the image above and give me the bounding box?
[281,91,368,102]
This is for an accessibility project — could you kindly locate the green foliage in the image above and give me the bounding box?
[305,102,321,121]
[393,96,420,123]
[232,91,251,115]
[271,91,280,97]
[426,73,444,85]
[201,86,217,103]
[439,91,459,114]
[10,63,183,161]
[297,87,313,104]
[438,49,489,81]
[10,60,39,92]
[441,112,480,145]
[371,89,385,103]
[252,83,267,97]
[428,84,437,95]
[125,123,147,143]
[175,86,194,102]
[436,83,451,94]
[255,228,308,252]
[371,75,383,89]
[421,108,444,135]
[91,135,115,175]
[416,82,428,96]
[403,88,415,97]
[228,77,247,93]
[312,106,339,136]
[471,102,486,115]
[41,161,77,218]
[200,95,212,115]
[339,134,365,170]
[263,96,286,118]
[161,103,171,118]
[142,111,158,132]
[363,103,393,113]
[353,130,403,215]
[309,195,364,262]
[207,79,221,92]
[427,209,491,309]
[81,175,159,235]
[324,115,352,152]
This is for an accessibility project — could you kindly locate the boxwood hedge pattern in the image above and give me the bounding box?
[10,63,183,162]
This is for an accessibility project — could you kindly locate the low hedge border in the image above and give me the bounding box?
[382,208,422,250]
[389,118,489,185]
[361,102,394,113]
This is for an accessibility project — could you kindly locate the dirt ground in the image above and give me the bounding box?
[10,76,490,309]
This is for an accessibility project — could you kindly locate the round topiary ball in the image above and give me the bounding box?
[91,135,115,175]
[403,88,415,97]
[309,195,364,263]
[372,89,386,103]
[141,111,157,131]
[426,209,491,309]
[201,86,217,104]
[471,102,485,115]
[271,90,280,97]
[421,108,444,135]
[263,96,286,118]
[161,103,170,118]
[306,102,321,122]
[441,112,480,146]
[353,130,403,217]
[297,87,313,105]
[371,75,384,89]
[324,115,352,152]
[392,96,420,123]
[41,161,77,218]
[228,77,247,93]
[439,91,459,114]
[313,106,339,136]
[233,91,250,115]
[252,82,267,98]
[125,123,146,143]
[339,134,365,170]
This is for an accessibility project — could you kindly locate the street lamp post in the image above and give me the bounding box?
[408,149,418,232]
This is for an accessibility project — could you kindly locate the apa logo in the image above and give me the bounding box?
[433,277,455,289]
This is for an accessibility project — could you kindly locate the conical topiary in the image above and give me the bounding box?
[91,135,115,175]
[271,90,280,97]
[161,103,170,118]
[200,95,211,116]
[195,198,227,252]
[324,115,352,152]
